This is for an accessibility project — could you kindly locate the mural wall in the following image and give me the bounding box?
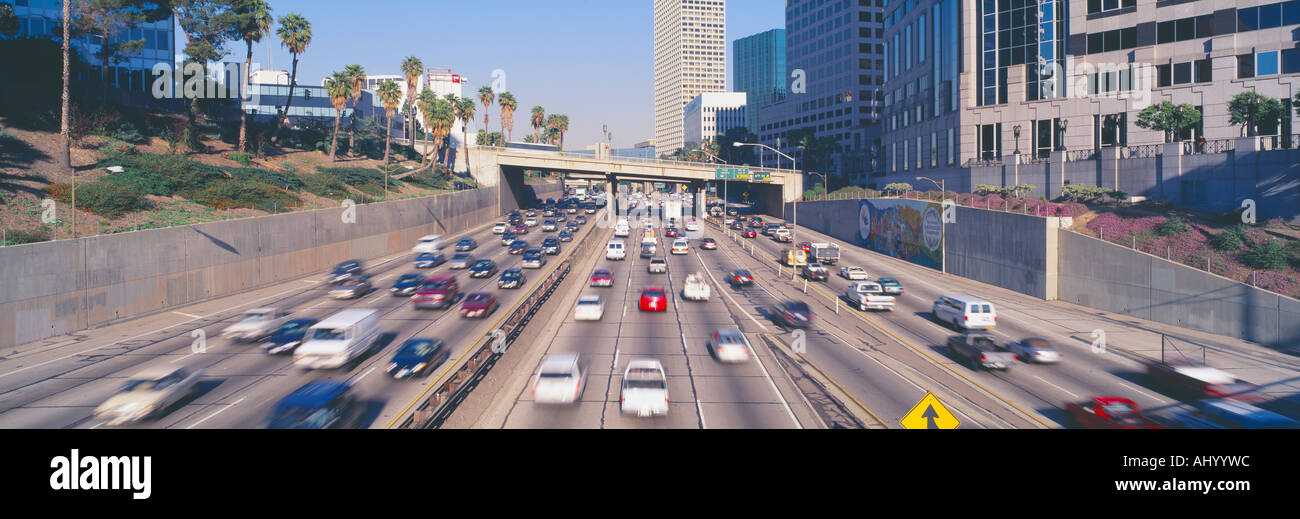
[855,199,944,270]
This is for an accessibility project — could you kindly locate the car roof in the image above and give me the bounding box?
[312,309,378,328]
[131,364,185,379]
[578,295,601,303]
[540,353,580,373]
[279,381,350,408]
[625,358,664,372]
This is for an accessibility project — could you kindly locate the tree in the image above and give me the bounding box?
[59,0,74,235]
[377,79,402,170]
[271,13,311,142]
[523,133,536,144]
[172,0,240,123]
[400,56,422,144]
[716,127,757,165]
[324,71,352,162]
[477,85,494,144]
[498,91,517,142]
[453,96,475,173]
[551,113,569,150]
[228,0,273,153]
[882,183,912,196]
[1135,101,1201,143]
[530,105,545,142]
[343,64,365,155]
[1228,91,1284,137]
[0,4,19,38]
[72,0,169,103]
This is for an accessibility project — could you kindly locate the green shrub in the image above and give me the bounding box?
[0,127,18,147]
[1155,216,1188,236]
[94,152,226,197]
[97,140,137,156]
[184,127,206,152]
[77,179,152,218]
[1215,224,1248,251]
[318,166,386,196]
[1244,240,1288,271]
[2,228,53,245]
[404,169,451,190]
[228,151,253,166]
[103,121,147,143]
[301,172,352,200]
[228,167,305,192]
[187,179,299,211]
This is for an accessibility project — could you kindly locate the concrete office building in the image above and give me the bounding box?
[654,0,728,156]
[754,0,887,180]
[734,28,787,135]
[683,92,747,146]
[878,0,1300,180]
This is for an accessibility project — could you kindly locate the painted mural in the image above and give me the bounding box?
[856,199,944,270]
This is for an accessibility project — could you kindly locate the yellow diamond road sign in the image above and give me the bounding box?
[900,392,960,429]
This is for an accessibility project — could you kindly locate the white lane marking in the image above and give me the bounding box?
[304,300,330,310]
[353,366,378,384]
[89,422,104,429]
[1116,381,1163,402]
[172,311,203,319]
[185,397,246,429]
[170,351,200,363]
[301,279,321,284]
[696,397,707,429]
[1033,375,1082,400]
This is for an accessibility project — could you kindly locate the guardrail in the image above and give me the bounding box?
[391,210,607,429]
[1121,143,1162,159]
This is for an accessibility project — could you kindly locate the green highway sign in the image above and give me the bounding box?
[715,167,749,180]
[751,171,771,181]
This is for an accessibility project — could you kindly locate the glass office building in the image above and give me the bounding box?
[733,28,786,135]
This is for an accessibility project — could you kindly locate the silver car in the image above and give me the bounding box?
[1003,338,1062,364]
[94,365,204,426]
[448,253,474,269]
[708,328,751,363]
[647,257,668,274]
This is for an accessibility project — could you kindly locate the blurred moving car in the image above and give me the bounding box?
[708,328,751,363]
[329,276,373,299]
[729,269,754,287]
[878,277,905,295]
[774,228,792,242]
[574,295,605,320]
[682,273,710,301]
[413,275,459,309]
[1170,399,1300,429]
[589,269,615,287]
[1146,361,1265,403]
[533,353,588,404]
[390,273,425,296]
[743,229,757,238]
[946,332,1016,371]
[670,239,690,255]
[802,262,829,281]
[557,229,574,242]
[328,260,362,283]
[501,231,518,246]
[844,281,895,311]
[839,266,869,280]
[700,238,718,250]
[492,222,508,234]
[448,253,475,269]
[454,237,478,251]
[508,240,528,255]
[574,215,587,225]
[222,308,294,341]
[1002,338,1062,364]
[542,237,561,255]
[411,235,443,253]
[665,227,679,238]
[94,365,204,426]
[498,268,526,289]
[261,318,319,355]
[1065,396,1163,429]
[267,381,359,429]
[797,242,813,255]
[386,338,449,379]
[639,286,668,312]
[460,292,500,319]
[647,257,668,274]
[621,359,669,417]
[522,249,546,268]
[294,309,381,370]
[414,251,446,269]
[772,301,813,328]
[469,259,498,278]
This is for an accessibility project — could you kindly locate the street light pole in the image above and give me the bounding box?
[734,141,798,245]
[917,176,945,274]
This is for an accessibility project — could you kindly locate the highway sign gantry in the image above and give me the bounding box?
[899,392,960,429]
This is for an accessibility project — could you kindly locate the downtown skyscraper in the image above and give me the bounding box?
[654,0,728,156]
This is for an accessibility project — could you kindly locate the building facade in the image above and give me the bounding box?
[654,0,728,156]
[754,0,888,182]
[733,28,787,135]
[683,92,747,146]
[878,0,1300,183]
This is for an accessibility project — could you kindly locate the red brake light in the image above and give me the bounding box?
[964,315,969,321]
[980,354,987,361]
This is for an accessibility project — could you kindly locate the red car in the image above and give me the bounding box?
[513,224,529,234]
[589,269,614,287]
[743,229,757,238]
[664,228,679,238]
[797,242,813,254]
[459,292,499,319]
[412,275,459,310]
[1065,396,1164,429]
[639,286,668,312]
[700,238,718,250]
[730,221,744,230]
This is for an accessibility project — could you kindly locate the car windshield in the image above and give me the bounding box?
[467,294,491,303]
[277,322,309,334]
[417,253,436,259]
[645,290,664,298]
[578,299,600,306]
[1102,402,1135,416]
[339,279,364,287]
[458,239,472,245]
[880,278,898,284]
[310,328,346,341]
[398,340,436,357]
[420,280,449,289]
[398,274,423,283]
[735,270,751,277]
[512,241,526,247]
[473,260,492,268]
[594,270,611,276]
[785,302,811,313]
[240,313,268,322]
[122,378,165,391]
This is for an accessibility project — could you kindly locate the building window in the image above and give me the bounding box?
[1284,49,1300,74]
[916,136,923,169]
[1194,59,1212,83]
[1257,51,1280,76]
[891,142,897,172]
[1238,54,1255,79]
[930,132,937,167]
[1096,113,1127,148]
[946,127,955,165]
[977,123,1001,161]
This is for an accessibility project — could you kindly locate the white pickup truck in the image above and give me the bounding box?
[844,282,895,311]
[222,308,294,341]
[682,273,711,301]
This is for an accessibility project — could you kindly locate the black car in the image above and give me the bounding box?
[501,231,517,246]
[469,259,498,278]
[509,240,528,254]
[557,230,573,242]
[542,237,561,255]
[328,260,362,283]
[455,238,478,251]
[385,338,450,379]
[729,269,755,287]
[261,318,318,355]
[390,273,426,297]
[268,381,359,429]
[772,301,813,329]
[498,268,526,289]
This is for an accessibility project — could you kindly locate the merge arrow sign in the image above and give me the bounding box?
[900,392,960,429]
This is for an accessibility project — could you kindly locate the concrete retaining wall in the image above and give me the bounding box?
[1057,231,1300,348]
[0,184,559,349]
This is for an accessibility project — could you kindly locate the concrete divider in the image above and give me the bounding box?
[0,183,562,349]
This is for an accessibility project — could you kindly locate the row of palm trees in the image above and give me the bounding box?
[526,106,569,148]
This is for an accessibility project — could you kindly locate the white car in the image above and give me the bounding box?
[533,353,587,404]
[492,223,507,234]
[620,359,669,417]
[670,239,690,255]
[221,308,293,341]
[1003,338,1063,364]
[94,365,204,426]
[681,273,711,301]
[708,328,751,363]
[411,235,443,253]
[574,295,604,320]
[685,221,699,231]
[840,266,870,280]
[525,217,539,227]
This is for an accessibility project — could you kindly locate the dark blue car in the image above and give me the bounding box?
[414,252,446,268]
[509,240,528,254]
[469,259,498,278]
[261,318,318,355]
[557,230,573,242]
[386,338,449,379]
[268,381,359,429]
[498,268,525,289]
[390,273,426,297]
[328,260,362,283]
[542,237,560,255]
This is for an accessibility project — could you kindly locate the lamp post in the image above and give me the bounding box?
[1013,124,1022,155]
[1056,118,1068,151]
[735,141,797,244]
[916,176,946,274]
[701,149,728,216]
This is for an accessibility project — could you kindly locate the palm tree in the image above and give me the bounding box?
[554,114,569,150]
[544,114,560,145]
[478,85,495,145]
[401,56,422,144]
[498,92,517,143]
[343,64,365,155]
[454,97,476,174]
[377,79,402,171]
[233,0,273,153]
[272,13,311,143]
[416,89,439,167]
[435,99,456,168]
[59,0,73,236]
[530,105,545,142]
[325,71,352,162]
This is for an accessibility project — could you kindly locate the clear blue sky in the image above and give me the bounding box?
[229,0,784,150]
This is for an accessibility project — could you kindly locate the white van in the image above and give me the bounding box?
[606,239,626,261]
[932,295,997,330]
[614,220,630,237]
[294,309,381,369]
[412,235,443,253]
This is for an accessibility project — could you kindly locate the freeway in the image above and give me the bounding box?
[0,207,604,429]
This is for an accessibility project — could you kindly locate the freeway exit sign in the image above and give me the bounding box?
[715,167,748,180]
